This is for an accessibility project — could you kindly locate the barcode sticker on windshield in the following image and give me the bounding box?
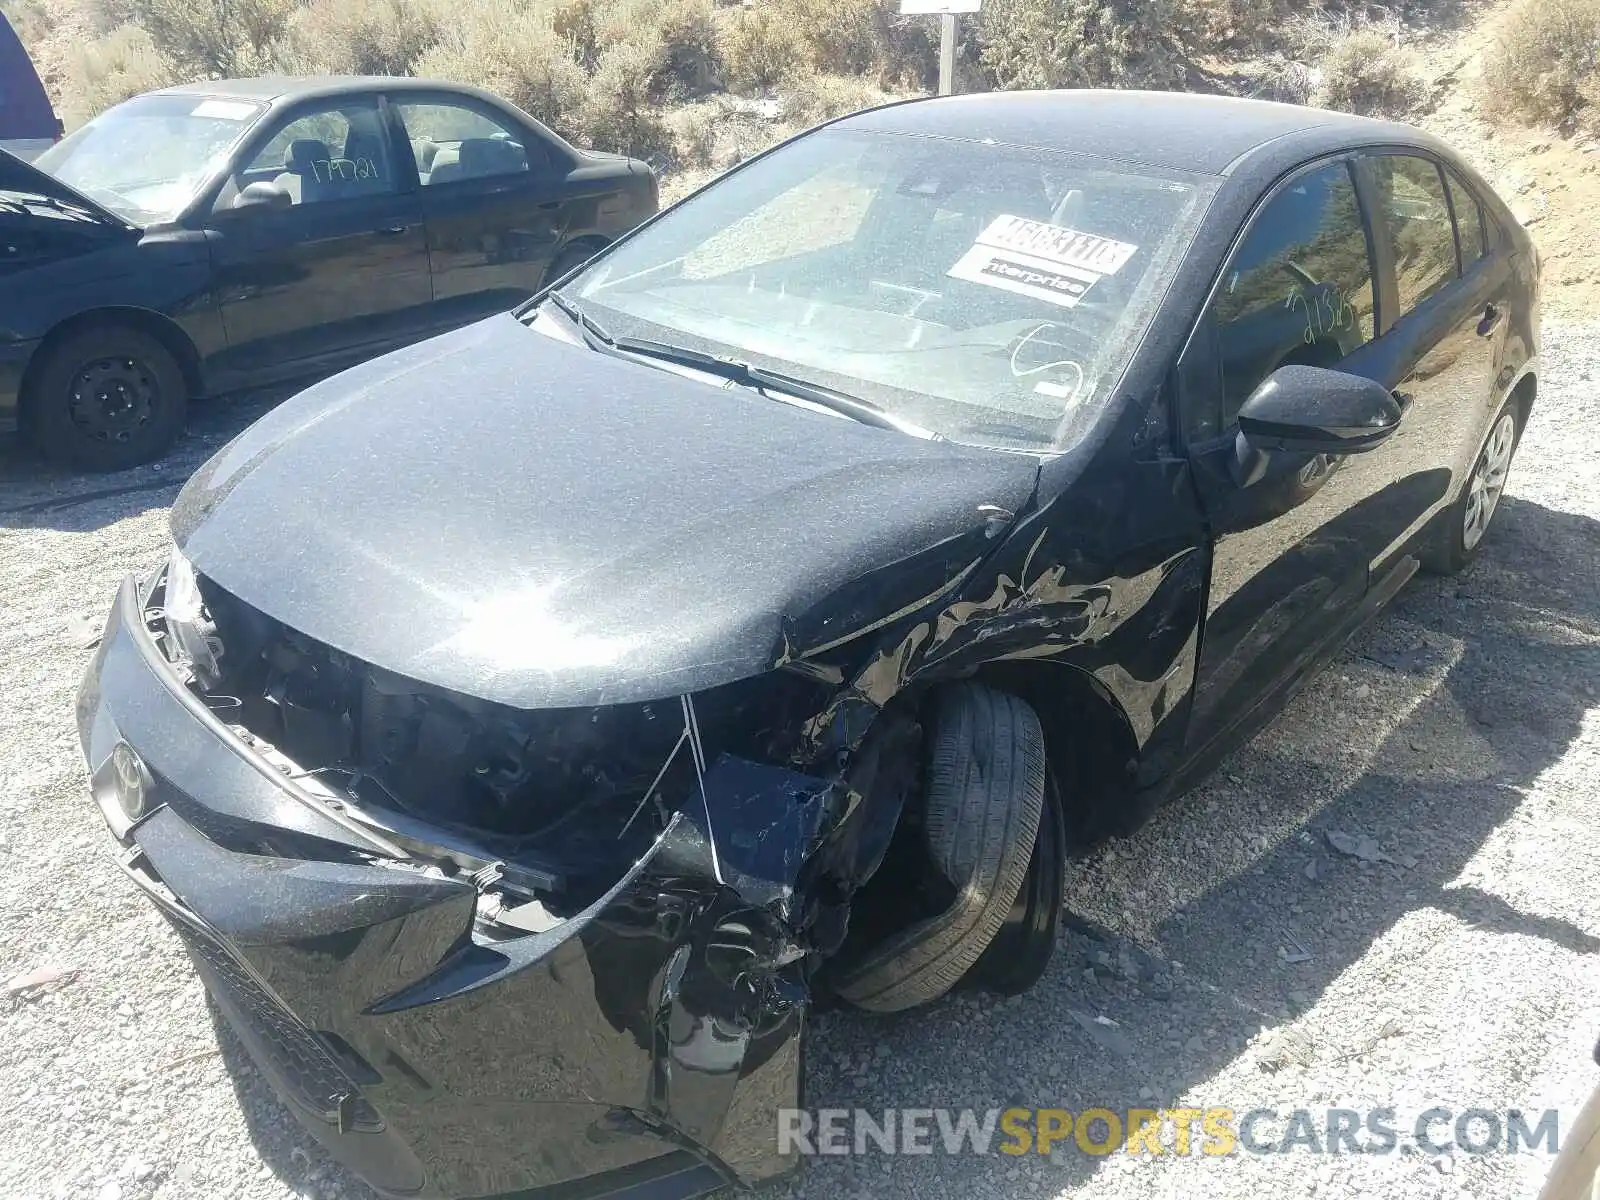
[948,216,1139,309]
[976,215,1139,276]
[191,99,258,121]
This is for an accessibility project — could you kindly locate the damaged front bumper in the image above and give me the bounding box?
[76,574,825,1200]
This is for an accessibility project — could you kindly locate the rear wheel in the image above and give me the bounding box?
[545,241,604,287]
[1423,398,1522,575]
[25,324,188,471]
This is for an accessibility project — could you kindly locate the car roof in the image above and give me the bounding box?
[836,90,1428,177]
[152,76,494,105]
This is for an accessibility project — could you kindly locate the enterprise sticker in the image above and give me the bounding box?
[948,215,1140,309]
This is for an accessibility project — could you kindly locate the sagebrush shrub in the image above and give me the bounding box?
[1483,0,1600,127]
[1312,27,1422,118]
[978,0,1186,91]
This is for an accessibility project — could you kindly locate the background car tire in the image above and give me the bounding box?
[835,683,1047,1013]
[1422,397,1523,576]
[25,324,188,472]
[545,242,603,287]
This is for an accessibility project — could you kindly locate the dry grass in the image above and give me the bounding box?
[1312,26,1423,118]
[1482,0,1600,129]
[977,0,1187,91]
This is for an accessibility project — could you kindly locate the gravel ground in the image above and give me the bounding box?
[1,322,1597,1200]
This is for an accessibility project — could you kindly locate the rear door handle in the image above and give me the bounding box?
[1477,303,1503,336]
[374,225,408,236]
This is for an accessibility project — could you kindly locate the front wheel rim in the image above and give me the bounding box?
[1462,410,1517,552]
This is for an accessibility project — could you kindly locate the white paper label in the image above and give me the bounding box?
[947,215,1139,309]
[191,99,259,121]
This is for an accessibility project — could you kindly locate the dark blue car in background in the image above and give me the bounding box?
[0,76,656,471]
[0,11,59,160]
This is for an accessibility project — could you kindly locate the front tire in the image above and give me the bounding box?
[1423,398,1522,575]
[833,683,1047,1013]
[25,324,189,471]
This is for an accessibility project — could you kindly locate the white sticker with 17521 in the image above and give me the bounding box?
[948,214,1139,309]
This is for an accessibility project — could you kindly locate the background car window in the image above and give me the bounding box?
[1371,155,1459,315]
[1209,161,1376,430]
[394,101,535,186]
[242,102,395,205]
[1445,169,1486,263]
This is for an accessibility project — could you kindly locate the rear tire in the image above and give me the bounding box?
[25,324,188,471]
[545,242,604,287]
[1422,397,1522,575]
[834,683,1047,1013]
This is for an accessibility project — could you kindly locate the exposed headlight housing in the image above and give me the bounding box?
[163,545,221,688]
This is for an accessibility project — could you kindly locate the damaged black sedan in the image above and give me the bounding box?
[77,91,1538,1198]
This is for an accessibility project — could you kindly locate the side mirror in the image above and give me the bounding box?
[1238,365,1401,454]
[1231,365,1401,487]
[230,181,291,213]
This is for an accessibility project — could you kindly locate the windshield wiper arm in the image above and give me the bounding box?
[738,362,942,440]
[542,289,615,346]
[587,333,943,441]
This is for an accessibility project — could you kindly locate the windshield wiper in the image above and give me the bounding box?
[543,289,615,346]
[542,296,940,440]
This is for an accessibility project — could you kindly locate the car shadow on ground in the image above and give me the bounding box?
[0,386,293,531]
[209,494,1600,1200]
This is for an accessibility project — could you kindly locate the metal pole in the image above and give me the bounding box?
[939,12,957,96]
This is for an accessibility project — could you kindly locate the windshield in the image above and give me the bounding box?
[35,93,264,224]
[559,129,1211,452]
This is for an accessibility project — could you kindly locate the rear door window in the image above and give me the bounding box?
[1444,169,1486,263]
[393,100,541,186]
[1369,154,1460,317]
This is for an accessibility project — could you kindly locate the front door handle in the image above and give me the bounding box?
[374,225,408,236]
[1477,303,1503,337]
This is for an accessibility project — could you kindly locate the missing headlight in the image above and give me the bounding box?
[162,545,222,689]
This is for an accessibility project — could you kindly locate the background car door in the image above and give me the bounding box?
[390,96,571,328]
[206,95,434,384]
[1360,152,1509,560]
[1179,157,1427,756]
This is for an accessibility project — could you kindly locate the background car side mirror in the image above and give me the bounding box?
[230,181,292,213]
[1232,365,1402,487]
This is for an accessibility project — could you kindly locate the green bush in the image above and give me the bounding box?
[56,22,177,125]
[1483,0,1600,127]
[579,38,677,163]
[126,0,297,77]
[412,5,587,137]
[721,6,805,91]
[276,0,445,77]
[978,0,1186,91]
[781,73,891,127]
[1312,27,1422,118]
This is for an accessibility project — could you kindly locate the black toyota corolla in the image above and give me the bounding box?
[76,91,1538,1199]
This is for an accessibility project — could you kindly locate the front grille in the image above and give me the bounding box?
[171,920,382,1134]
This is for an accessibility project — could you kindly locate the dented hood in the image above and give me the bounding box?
[173,314,1039,708]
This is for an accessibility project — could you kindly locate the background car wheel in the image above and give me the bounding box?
[1423,397,1523,576]
[25,324,188,471]
[545,242,603,287]
[834,683,1047,1013]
